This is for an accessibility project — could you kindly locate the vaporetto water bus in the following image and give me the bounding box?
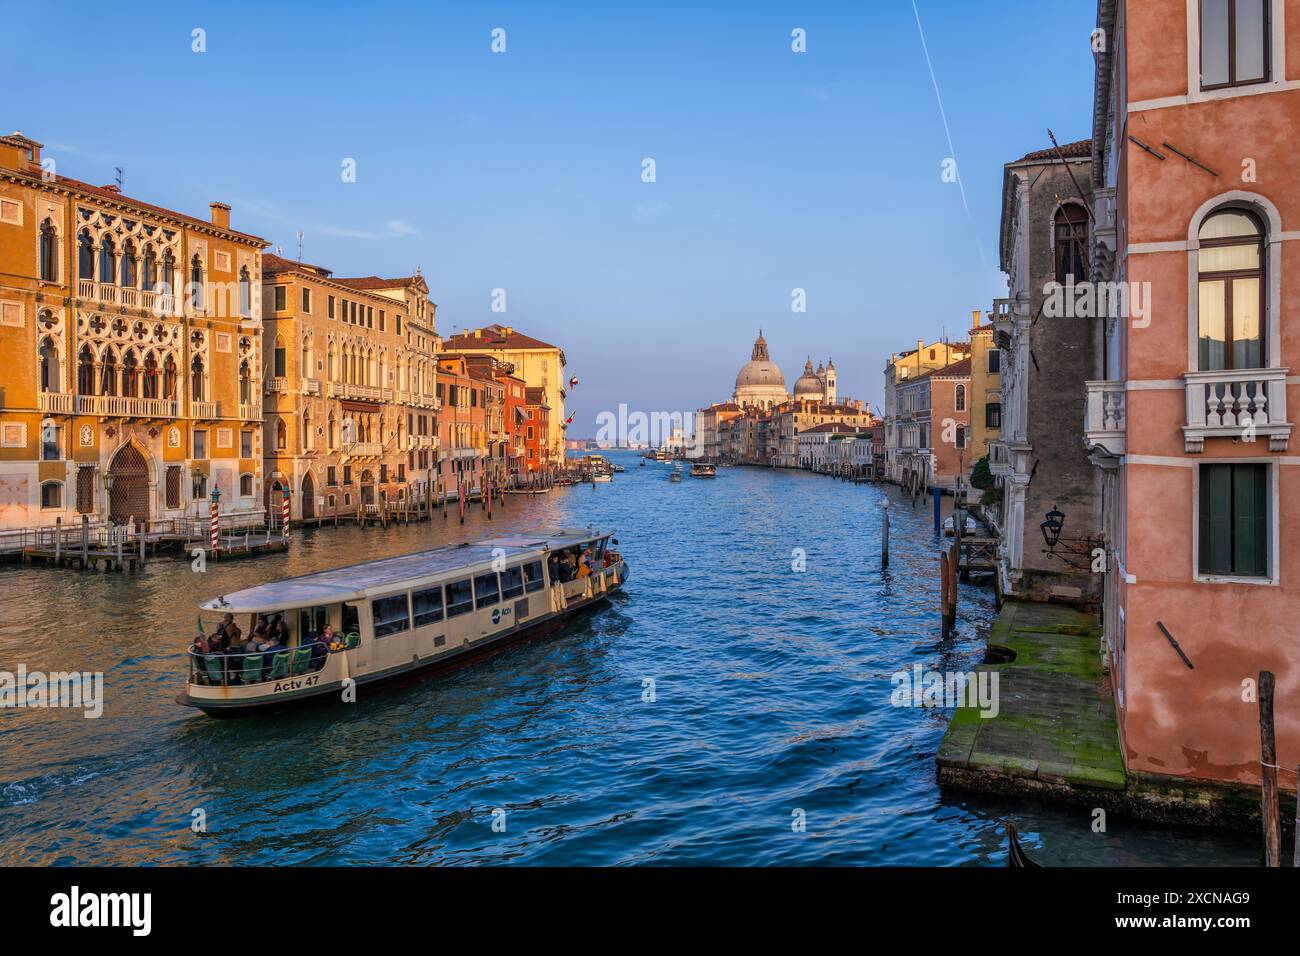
[179,528,626,716]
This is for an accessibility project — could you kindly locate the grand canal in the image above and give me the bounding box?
[0,452,1258,865]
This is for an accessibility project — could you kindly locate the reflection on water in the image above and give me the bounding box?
[0,452,1259,865]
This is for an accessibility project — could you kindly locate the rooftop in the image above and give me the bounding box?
[443,323,561,353]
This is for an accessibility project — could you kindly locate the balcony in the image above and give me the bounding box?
[1184,367,1291,452]
[988,440,1012,477]
[239,402,261,422]
[77,278,178,316]
[342,441,383,458]
[265,377,292,394]
[38,391,74,414]
[76,395,178,419]
[303,378,321,396]
[190,400,221,420]
[1084,380,1126,459]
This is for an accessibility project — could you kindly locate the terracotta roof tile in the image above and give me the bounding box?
[1016,139,1092,163]
[442,323,560,352]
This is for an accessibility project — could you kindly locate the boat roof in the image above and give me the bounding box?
[200,528,612,614]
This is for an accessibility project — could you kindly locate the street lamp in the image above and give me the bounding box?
[103,470,114,524]
[1040,505,1065,549]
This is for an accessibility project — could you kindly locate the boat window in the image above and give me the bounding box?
[298,605,329,641]
[500,565,525,600]
[474,572,501,609]
[445,578,474,618]
[412,585,444,627]
[523,560,545,593]
[342,603,360,637]
[371,594,411,638]
[594,538,608,559]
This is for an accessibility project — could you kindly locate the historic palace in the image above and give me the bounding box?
[0,131,566,531]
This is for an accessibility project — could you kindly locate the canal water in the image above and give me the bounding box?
[0,452,1259,865]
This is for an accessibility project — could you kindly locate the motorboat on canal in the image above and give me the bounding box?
[179,528,626,716]
[689,463,717,479]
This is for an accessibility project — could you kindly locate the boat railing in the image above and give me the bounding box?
[186,644,330,688]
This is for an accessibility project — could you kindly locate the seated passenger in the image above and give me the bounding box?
[321,624,345,652]
[191,634,211,656]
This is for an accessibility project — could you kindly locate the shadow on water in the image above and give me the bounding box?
[0,452,1260,865]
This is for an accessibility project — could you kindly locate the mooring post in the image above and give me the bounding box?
[81,515,89,568]
[939,548,951,635]
[115,528,124,572]
[1260,670,1282,866]
[932,486,941,534]
[881,504,890,570]
[54,516,62,563]
[139,526,146,568]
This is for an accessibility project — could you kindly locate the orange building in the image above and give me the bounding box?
[1088,0,1300,786]
[523,386,551,475]
[0,132,268,530]
[435,354,487,493]
[259,254,438,521]
[894,357,972,490]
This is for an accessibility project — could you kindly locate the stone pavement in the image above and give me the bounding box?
[937,599,1126,792]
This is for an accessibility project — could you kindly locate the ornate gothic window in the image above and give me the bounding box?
[78,345,96,395]
[39,220,58,282]
[99,236,117,284]
[191,354,204,401]
[189,255,204,309]
[78,232,94,280]
[100,348,118,396]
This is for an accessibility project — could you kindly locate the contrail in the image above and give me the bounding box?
[911,0,987,268]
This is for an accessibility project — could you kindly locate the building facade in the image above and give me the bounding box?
[440,325,566,465]
[1086,0,1300,786]
[882,338,969,483]
[260,254,438,521]
[990,139,1102,604]
[966,310,1002,467]
[0,132,268,531]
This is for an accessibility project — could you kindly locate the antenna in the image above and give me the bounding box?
[114,167,123,190]
[295,231,304,262]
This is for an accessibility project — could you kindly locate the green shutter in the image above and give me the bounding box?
[1232,464,1268,577]
[1199,464,1233,575]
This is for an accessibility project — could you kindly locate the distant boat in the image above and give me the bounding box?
[943,514,978,536]
[690,463,717,479]
[611,464,625,473]
[1006,822,1042,868]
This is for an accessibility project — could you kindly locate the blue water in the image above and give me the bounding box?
[0,452,1260,865]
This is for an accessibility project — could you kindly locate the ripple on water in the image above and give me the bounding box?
[0,456,1261,865]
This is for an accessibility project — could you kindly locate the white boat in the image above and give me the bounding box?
[690,463,717,478]
[179,528,626,716]
[592,473,612,483]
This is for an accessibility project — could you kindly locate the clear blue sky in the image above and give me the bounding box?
[7,0,1095,433]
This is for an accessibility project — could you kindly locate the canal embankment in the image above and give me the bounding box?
[937,599,1297,833]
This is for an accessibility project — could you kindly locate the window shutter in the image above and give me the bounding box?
[1233,464,1268,577]
[1199,464,1233,575]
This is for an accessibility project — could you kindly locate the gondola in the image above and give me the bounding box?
[1006,821,1043,868]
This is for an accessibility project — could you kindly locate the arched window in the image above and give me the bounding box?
[273,335,287,377]
[78,345,96,395]
[303,408,313,450]
[143,352,159,399]
[38,338,59,392]
[1054,204,1089,283]
[122,350,139,398]
[1198,208,1264,371]
[40,480,63,510]
[162,354,177,399]
[239,360,251,403]
[191,355,204,401]
[328,411,337,448]
[954,384,967,412]
[99,236,117,284]
[276,418,287,451]
[78,232,94,280]
[327,340,336,381]
[189,255,204,310]
[100,348,118,396]
[301,335,312,377]
[239,266,251,317]
[39,220,58,282]
[240,473,253,496]
[162,250,175,290]
[121,240,137,288]
[142,246,157,291]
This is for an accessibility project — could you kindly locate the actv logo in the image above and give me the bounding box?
[49,886,151,936]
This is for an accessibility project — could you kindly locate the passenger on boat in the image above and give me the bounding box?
[191,634,211,656]
[575,553,592,579]
[215,612,241,646]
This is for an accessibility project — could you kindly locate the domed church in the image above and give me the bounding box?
[792,357,837,403]
[732,331,790,410]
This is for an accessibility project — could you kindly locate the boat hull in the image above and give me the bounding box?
[178,586,622,717]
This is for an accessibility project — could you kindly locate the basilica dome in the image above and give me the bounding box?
[732,331,789,410]
[792,358,826,400]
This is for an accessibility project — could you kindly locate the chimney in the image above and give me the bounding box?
[505,326,513,335]
[971,309,982,327]
[210,202,231,229]
[101,183,121,194]
[474,328,482,339]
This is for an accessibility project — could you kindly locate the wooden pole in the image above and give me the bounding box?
[54,516,62,563]
[1259,670,1282,866]
[940,549,952,635]
[881,506,890,569]
[139,526,146,568]
[81,514,89,568]
[115,527,123,571]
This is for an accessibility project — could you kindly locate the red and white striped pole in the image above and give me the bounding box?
[209,486,220,552]
[281,486,291,539]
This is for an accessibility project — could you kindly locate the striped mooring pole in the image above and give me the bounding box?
[281,487,291,539]
[209,487,220,552]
